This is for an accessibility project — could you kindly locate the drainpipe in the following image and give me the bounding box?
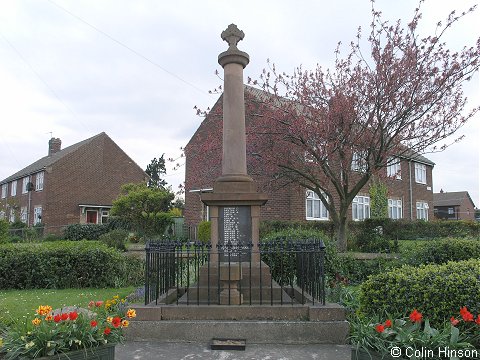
[408,160,413,220]
[28,176,32,226]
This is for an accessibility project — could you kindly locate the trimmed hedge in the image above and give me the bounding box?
[359,259,480,325]
[63,224,110,240]
[406,238,480,266]
[336,255,401,285]
[0,241,143,289]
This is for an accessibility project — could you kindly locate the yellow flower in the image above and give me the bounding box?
[121,299,126,303]
[36,305,52,316]
[121,320,129,328]
[106,316,113,323]
[0,337,3,347]
[126,309,136,319]
[113,295,119,299]
[32,318,41,326]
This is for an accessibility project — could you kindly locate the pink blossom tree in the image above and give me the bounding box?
[244,1,479,250]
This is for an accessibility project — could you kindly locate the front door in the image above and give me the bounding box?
[86,210,98,224]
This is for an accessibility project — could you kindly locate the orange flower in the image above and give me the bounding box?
[36,305,52,316]
[450,317,459,326]
[384,319,392,328]
[32,318,41,326]
[45,314,53,321]
[126,309,136,319]
[90,320,98,327]
[476,315,480,325]
[104,327,111,335]
[121,320,129,328]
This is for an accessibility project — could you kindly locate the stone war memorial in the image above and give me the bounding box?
[128,24,348,346]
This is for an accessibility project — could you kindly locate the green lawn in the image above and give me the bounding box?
[0,287,135,325]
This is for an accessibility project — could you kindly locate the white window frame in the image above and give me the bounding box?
[351,152,367,172]
[416,201,429,220]
[352,195,370,221]
[35,172,44,191]
[306,190,329,221]
[415,163,427,184]
[387,157,401,179]
[388,199,403,219]
[22,177,29,194]
[0,211,5,220]
[34,206,42,225]
[20,206,27,223]
[1,184,6,199]
[101,210,110,224]
[10,180,17,196]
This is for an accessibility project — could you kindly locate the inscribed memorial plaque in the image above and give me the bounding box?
[219,206,251,261]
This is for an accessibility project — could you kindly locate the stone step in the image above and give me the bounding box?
[126,319,349,344]
[177,286,293,304]
[133,303,346,321]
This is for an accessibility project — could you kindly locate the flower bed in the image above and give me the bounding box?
[0,295,136,359]
[350,308,480,359]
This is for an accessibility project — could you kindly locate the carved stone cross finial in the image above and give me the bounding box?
[221,24,245,49]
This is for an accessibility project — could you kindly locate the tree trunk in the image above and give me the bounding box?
[336,216,348,252]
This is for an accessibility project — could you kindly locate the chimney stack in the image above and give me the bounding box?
[48,138,62,156]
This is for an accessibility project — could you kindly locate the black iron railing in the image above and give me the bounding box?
[145,239,326,306]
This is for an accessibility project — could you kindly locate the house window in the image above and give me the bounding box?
[20,206,27,223]
[448,207,454,215]
[11,180,17,196]
[35,172,44,191]
[306,190,329,220]
[416,201,429,220]
[388,199,402,219]
[9,209,15,223]
[387,157,401,179]
[33,206,42,225]
[415,163,427,184]
[22,177,29,194]
[1,184,6,199]
[352,195,370,221]
[101,210,109,224]
[351,152,367,172]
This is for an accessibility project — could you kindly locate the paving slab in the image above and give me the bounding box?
[115,341,351,360]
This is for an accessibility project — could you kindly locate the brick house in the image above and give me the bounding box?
[185,87,435,227]
[0,132,147,234]
[433,190,476,221]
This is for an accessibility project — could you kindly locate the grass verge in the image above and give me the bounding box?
[0,287,135,325]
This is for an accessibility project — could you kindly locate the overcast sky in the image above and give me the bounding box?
[0,0,478,206]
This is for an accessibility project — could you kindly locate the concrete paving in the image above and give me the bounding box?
[115,341,352,360]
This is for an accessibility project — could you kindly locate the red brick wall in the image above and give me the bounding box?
[39,133,147,234]
[184,95,434,226]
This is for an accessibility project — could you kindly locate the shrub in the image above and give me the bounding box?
[0,241,143,289]
[99,229,129,251]
[63,223,110,241]
[0,219,8,243]
[335,255,402,285]
[359,259,480,325]
[261,228,338,280]
[354,218,399,253]
[198,221,211,243]
[405,238,480,266]
[9,221,26,238]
